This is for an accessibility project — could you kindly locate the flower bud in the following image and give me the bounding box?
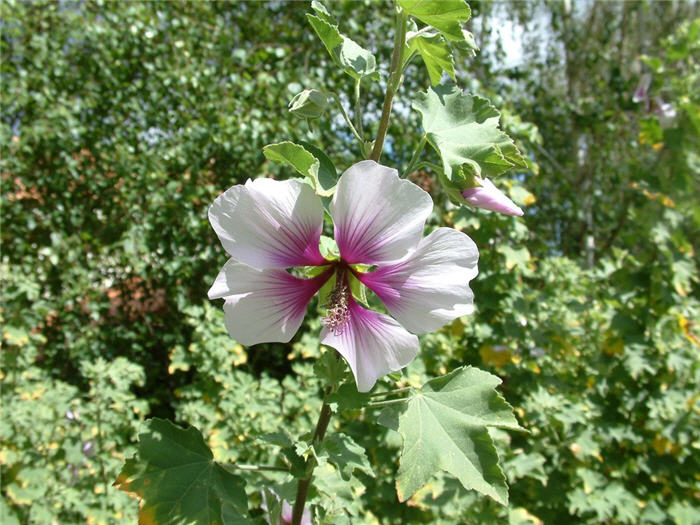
[632,73,652,110]
[461,176,524,216]
[654,96,676,128]
[288,89,328,120]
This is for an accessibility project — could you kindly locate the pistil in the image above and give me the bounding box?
[321,272,350,336]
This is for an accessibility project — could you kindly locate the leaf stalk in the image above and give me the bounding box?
[331,92,364,144]
[402,134,427,177]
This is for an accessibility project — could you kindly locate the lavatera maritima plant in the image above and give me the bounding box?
[115,1,530,523]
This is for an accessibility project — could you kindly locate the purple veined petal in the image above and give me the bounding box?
[461,177,524,216]
[330,160,433,265]
[208,259,331,346]
[209,178,326,270]
[320,299,419,392]
[358,228,478,334]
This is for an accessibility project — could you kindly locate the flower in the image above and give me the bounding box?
[461,176,524,216]
[654,96,677,128]
[632,73,652,110]
[261,491,311,525]
[208,160,478,391]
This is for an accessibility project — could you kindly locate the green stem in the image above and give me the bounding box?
[366,396,412,408]
[223,463,289,472]
[331,92,364,144]
[370,7,408,162]
[291,388,334,525]
[402,134,427,178]
[354,78,364,139]
[413,160,442,173]
[95,396,108,513]
[368,386,413,398]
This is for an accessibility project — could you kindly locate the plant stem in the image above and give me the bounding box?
[413,160,442,173]
[402,134,427,177]
[405,25,434,42]
[331,92,364,144]
[354,78,364,139]
[368,386,413,398]
[370,8,408,162]
[291,389,334,525]
[366,396,412,408]
[223,463,289,472]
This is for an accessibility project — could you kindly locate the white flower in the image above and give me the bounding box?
[208,161,478,391]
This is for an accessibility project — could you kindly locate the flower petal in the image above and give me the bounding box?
[208,259,330,346]
[330,160,433,265]
[358,228,478,334]
[320,300,419,392]
[209,178,325,269]
[280,501,311,525]
[461,177,523,216]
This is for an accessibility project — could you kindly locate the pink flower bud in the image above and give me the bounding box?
[654,96,677,128]
[633,73,652,110]
[461,177,524,216]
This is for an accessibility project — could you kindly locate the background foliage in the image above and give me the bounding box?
[1,0,698,523]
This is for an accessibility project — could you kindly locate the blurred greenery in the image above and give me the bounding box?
[1,0,698,523]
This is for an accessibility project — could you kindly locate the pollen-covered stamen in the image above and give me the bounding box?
[321,277,350,336]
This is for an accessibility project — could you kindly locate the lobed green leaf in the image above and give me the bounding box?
[114,418,250,524]
[398,0,471,43]
[413,84,528,201]
[379,366,523,505]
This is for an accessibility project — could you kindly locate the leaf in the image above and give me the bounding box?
[307,12,379,80]
[398,0,471,42]
[314,349,346,389]
[114,418,249,525]
[263,141,338,197]
[318,433,375,480]
[299,141,339,196]
[263,141,318,180]
[327,381,372,411]
[505,452,548,485]
[413,84,527,180]
[496,245,531,271]
[407,33,455,86]
[319,235,340,261]
[378,366,523,505]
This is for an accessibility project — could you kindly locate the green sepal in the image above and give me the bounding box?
[289,88,329,119]
[435,166,482,207]
[348,273,369,307]
[317,271,337,308]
